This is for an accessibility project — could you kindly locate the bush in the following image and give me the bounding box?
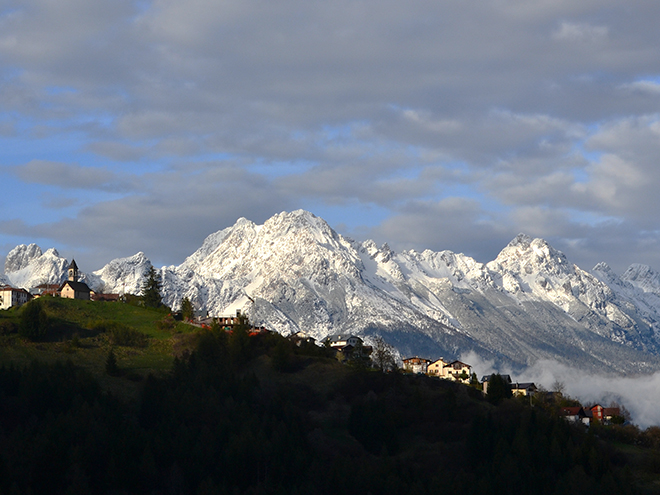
[92,321,148,347]
[19,301,50,341]
[156,315,176,332]
[0,320,18,335]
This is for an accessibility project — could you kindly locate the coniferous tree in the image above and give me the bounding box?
[487,373,512,405]
[19,300,49,340]
[105,348,120,376]
[180,296,194,321]
[141,266,162,308]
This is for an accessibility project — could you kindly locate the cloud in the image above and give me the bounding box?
[619,80,660,95]
[0,163,294,268]
[552,21,609,43]
[463,351,660,428]
[9,160,137,192]
[2,0,660,285]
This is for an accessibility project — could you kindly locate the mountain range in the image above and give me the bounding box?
[4,209,660,374]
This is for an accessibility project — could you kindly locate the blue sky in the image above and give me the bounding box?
[2,0,660,274]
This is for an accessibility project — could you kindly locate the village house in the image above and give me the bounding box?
[590,404,621,424]
[403,356,432,374]
[322,334,372,363]
[442,360,472,383]
[561,407,592,426]
[30,283,60,298]
[287,331,316,347]
[0,285,30,310]
[427,358,449,377]
[323,334,363,348]
[511,382,538,397]
[58,260,92,300]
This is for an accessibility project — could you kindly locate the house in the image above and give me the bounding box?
[591,404,621,424]
[288,331,316,347]
[561,407,591,426]
[402,356,432,374]
[511,382,537,397]
[427,358,449,377]
[0,285,30,310]
[58,259,92,300]
[323,334,364,348]
[442,360,471,383]
[30,283,60,298]
[321,335,372,363]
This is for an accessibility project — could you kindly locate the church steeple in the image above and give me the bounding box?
[68,259,79,282]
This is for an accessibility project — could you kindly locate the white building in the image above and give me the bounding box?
[0,286,30,310]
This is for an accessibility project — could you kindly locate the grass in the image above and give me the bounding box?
[0,297,199,399]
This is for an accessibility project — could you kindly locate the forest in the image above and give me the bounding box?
[0,298,659,493]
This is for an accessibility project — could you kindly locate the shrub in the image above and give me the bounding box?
[93,321,148,347]
[19,301,50,341]
[0,320,18,335]
[156,315,176,332]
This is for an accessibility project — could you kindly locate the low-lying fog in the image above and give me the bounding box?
[463,351,660,429]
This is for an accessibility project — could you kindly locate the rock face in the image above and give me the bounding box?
[6,210,660,373]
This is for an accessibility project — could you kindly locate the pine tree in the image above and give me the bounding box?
[180,296,194,321]
[141,266,162,308]
[105,348,120,376]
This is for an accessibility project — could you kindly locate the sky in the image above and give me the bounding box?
[2,0,660,273]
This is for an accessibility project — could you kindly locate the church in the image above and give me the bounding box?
[59,260,92,300]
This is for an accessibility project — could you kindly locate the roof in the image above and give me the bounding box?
[60,280,91,292]
[481,374,512,383]
[68,259,79,271]
[403,356,431,363]
[323,334,361,342]
[511,382,537,390]
[444,360,470,367]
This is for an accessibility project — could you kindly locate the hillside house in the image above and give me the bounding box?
[561,407,591,426]
[0,285,30,310]
[31,283,60,298]
[427,358,449,377]
[591,404,621,424]
[288,331,316,347]
[323,334,364,348]
[442,360,471,383]
[403,356,432,374]
[511,382,537,397]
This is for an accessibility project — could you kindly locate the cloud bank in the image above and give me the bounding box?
[1,0,660,275]
[464,351,660,428]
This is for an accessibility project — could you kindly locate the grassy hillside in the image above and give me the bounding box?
[2,298,660,493]
[0,297,198,398]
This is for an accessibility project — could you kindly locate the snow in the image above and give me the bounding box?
[6,210,660,373]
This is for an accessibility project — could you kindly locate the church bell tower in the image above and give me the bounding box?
[68,259,79,282]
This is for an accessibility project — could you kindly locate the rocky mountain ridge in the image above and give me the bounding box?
[5,210,660,373]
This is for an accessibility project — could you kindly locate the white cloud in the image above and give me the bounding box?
[552,21,609,43]
[619,80,660,95]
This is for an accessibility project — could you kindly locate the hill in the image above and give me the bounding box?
[3,300,660,492]
[6,210,660,373]
[0,297,198,398]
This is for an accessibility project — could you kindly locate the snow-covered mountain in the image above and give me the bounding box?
[3,244,69,288]
[6,210,660,373]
